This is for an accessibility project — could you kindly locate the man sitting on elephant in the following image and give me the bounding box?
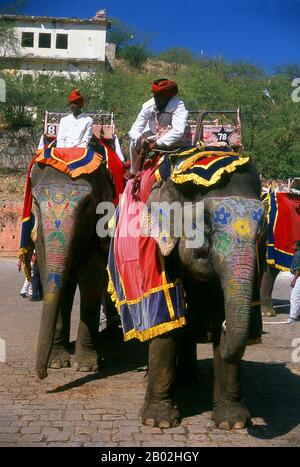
[128,79,188,174]
[56,89,93,148]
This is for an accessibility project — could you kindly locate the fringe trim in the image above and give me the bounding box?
[35,152,103,178]
[107,267,121,314]
[17,247,32,282]
[171,156,250,187]
[123,316,187,342]
[266,259,290,272]
[31,216,38,243]
[175,149,242,173]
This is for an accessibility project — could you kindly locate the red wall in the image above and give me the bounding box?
[0,202,23,256]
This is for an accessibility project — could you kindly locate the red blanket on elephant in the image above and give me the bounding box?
[266,191,300,271]
[107,156,186,342]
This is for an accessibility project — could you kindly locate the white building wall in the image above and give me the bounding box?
[14,20,106,61]
[6,59,104,77]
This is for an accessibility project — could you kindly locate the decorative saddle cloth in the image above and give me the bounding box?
[155,145,250,187]
[107,147,262,344]
[263,191,300,271]
[19,144,125,278]
[107,156,186,342]
[35,147,103,178]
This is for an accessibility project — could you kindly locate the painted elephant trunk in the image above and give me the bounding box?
[35,252,68,379]
[216,243,256,363]
[34,187,82,379]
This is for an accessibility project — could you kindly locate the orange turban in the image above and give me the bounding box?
[151,79,178,98]
[68,89,84,107]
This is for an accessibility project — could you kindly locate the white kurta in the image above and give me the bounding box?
[287,273,300,319]
[56,113,93,148]
[128,96,188,147]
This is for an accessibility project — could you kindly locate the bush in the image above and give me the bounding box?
[119,44,151,69]
[158,48,196,66]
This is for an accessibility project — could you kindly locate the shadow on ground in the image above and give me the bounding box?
[177,358,300,440]
[47,324,148,394]
[272,299,290,315]
[48,323,300,440]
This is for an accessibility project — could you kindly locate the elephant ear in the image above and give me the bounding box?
[141,179,180,256]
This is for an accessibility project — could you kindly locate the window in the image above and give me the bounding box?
[21,32,34,48]
[39,33,51,48]
[56,34,68,50]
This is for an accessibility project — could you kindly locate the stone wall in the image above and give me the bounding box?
[105,42,116,69]
[0,201,23,256]
[0,127,40,169]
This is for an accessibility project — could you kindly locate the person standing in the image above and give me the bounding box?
[29,251,43,302]
[287,240,300,323]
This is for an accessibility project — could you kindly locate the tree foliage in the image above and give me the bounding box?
[106,18,135,55]
[118,44,151,69]
[0,19,20,57]
[0,53,299,177]
[158,48,196,66]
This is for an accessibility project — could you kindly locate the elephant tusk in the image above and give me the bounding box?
[222,320,227,333]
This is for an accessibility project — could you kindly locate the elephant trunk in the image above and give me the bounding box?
[35,244,70,379]
[34,188,80,380]
[214,242,256,363]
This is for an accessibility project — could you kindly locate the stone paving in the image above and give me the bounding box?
[1,258,300,447]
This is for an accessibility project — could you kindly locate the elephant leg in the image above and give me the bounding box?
[212,344,250,430]
[48,278,77,369]
[139,334,180,429]
[260,268,278,317]
[73,252,106,372]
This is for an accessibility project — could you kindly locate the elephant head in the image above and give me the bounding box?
[145,168,263,363]
[31,164,115,379]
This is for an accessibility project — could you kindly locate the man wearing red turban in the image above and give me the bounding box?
[128,78,188,173]
[56,89,93,148]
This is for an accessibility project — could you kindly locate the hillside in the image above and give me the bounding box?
[1,57,300,178]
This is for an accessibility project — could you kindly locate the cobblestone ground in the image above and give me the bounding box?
[0,258,300,447]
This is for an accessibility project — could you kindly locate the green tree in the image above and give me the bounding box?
[119,44,151,69]
[158,48,196,66]
[0,19,20,57]
[107,18,135,56]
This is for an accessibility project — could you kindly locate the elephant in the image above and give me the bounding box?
[30,162,115,380]
[260,265,280,317]
[259,191,300,317]
[138,162,263,430]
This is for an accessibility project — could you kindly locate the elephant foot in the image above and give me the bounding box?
[261,305,276,317]
[48,347,71,369]
[139,400,181,429]
[212,402,251,430]
[73,351,100,373]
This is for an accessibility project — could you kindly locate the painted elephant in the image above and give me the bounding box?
[31,163,115,380]
[260,191,300,317]
[139,163,263,430]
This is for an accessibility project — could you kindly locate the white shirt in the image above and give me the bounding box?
[56,113,93,148]
[114,135,125,162]
[128,96,188,147]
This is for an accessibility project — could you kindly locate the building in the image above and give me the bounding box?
[0,9,115,75]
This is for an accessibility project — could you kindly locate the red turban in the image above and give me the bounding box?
[151,79,178,98]
[69,89,84,107]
